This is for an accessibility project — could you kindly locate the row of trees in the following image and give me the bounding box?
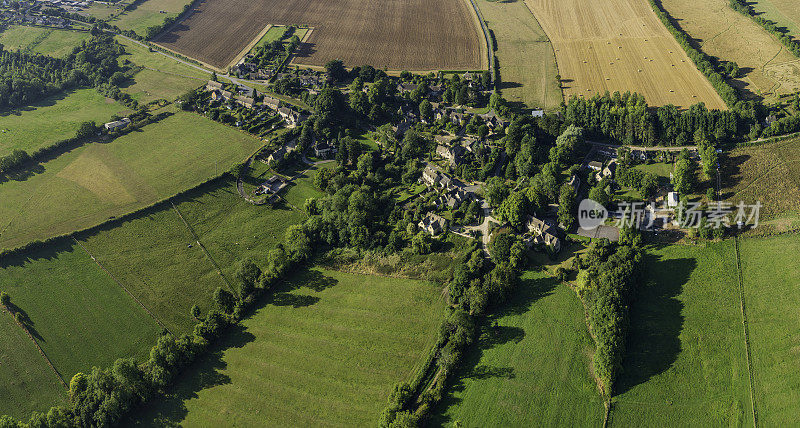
[574,239,643,395]
[0,32,133,111]
[561,92,751,147]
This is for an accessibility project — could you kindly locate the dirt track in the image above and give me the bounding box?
[154,0,485,71]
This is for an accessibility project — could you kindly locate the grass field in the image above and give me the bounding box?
[750,0,800,41]
[0,160,323,418]
[475,0,562,110]
[739,234,800,426]
[661,0,800,101]
[0,310,68,419]
[722,137,800,224]
[0,240,162,387]
[0,112,263,250]
[0,25,91,57]
[526,0,726,109]
[81,2,124,20]
[610,242,752,426]
[130,267,444,426]
[111,0,193,37]
[154,0,484,71]
[0,88,127,156]
[432,270,605,426]
[115,36,209,103]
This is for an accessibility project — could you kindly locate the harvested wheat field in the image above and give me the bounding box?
[661,0,800,101]
[526,0,726,109]
[154,0,485,72]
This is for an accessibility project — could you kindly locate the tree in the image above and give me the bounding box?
[419,100,432,123]
[558,183,577,230]
[485,176,509,208]
[284,225,312,263]
[411,231,433,255]
[674,149,698,195]
[234,258,262,297]
[588,184,611,208]
[495,191,527,230]
[0,291,9,307]
[213,287,235,314]
[490,233,515,263]
[190,305,201,320]
[324,59,347,82]
[76,121,97,139]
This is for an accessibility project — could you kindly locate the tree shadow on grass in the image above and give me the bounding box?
[614,252,694,396]
[427,274,557,425]
[125,323,253,427]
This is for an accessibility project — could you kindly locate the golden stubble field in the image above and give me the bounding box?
[154,0,485,71]
[525,0,727,109]
[661,0,800,101]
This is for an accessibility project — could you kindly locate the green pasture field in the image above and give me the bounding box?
[175,178,307,281]
[0,310,68,419]
[633,161,674,180]
[115,37,209,103]
[122,68,205,103]
[722,137,800,225]
[131,267,444,426]
[78,203,225,335]
[280,161,335,208]
[431,270,605,426]
[254,25,288,48]
[111,0,193,37]
[0,25,91,57]
[739,234,800,426]
[0,112,263,251]
[81,2,124,20]
[0,88,127,156]
[116,36,209,80]
[80,164,325,334]
[0,240,162,388]
[611,242,752,426]
[474,0,562,110]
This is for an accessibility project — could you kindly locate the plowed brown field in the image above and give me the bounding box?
[526,0,727,109]
[154,0,485,72]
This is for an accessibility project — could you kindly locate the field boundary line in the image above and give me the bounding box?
[1,305,67,389]
[170,201,236,296]
[465,0,493,76]
[733,236,758,428]
[72,238,171,334]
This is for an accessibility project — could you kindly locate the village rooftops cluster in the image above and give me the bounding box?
[0,9,68,27]
[204,80,308,127]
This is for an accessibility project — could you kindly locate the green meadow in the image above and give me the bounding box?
[0,161,324,418]
[0,310,68,419]
[0,240,162,385]
[739,234,800,426]
[432,270,605,426]
[130,267,444,427]
[611,242,751,426]
[0,112,263,250]
[0,88,127,156]
[0,25,91,57]
[111,0,193,37]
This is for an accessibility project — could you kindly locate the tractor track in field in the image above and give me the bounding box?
[73,238,171,335]
[2,305,67,389]
[170,202,237,297]
[733,236,759,428]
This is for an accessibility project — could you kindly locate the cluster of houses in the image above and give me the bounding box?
[232,62,278,82]
[204,80,308,128]
[420,164,478,210]
[273,69,327,94]
[0,11,68,27]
